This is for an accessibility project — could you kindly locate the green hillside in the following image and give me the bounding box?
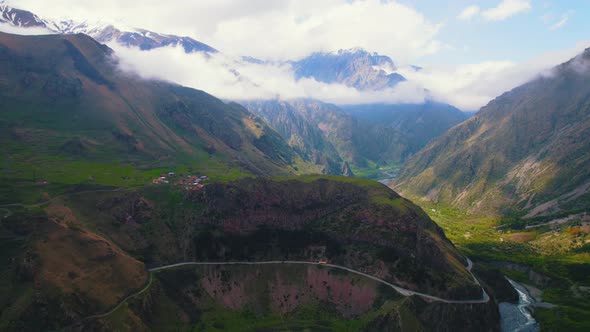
[0,32,313,205]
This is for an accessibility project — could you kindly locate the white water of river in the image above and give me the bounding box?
[499,278,539,332]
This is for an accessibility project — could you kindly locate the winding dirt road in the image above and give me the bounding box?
[149,260,489,304]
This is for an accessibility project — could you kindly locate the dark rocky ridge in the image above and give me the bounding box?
[71,177,482,300]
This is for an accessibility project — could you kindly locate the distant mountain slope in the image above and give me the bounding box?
[0,4,216,52]
[394,48,590,216]
[342,102,468,153]
[242,100,353,175]
[292,48,406,90]
[244,99,467,175]
[0,32,306,182]
[283,99,405,167]
[245,100,374,171]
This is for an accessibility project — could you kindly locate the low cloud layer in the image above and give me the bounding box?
[1,21,585,111]
[399,42,590,110]
[112,44,427,105]
[112,40,588,111]
[0,23,52,35]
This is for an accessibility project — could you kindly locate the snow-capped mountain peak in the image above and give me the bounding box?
[292,48,405,90]
[0,4,217,53]
[0,4,45,27]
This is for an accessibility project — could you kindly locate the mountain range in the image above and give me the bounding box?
[0,4,472,180]
[0,30,500,332]
[0,4,44,27]
[3,2,590,331]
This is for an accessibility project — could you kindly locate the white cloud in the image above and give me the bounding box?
[549,12,572,31]
[6,0,444,63]
[482,0,531,21]
[0,22,54,35]
[398,41,590,110]
[112,38,589,111]
[111,43,427,105]
[457,5,480,20]
[550,16,568,30]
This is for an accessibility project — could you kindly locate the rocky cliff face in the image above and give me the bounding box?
[342,102,468,153]
[241,99,350,175]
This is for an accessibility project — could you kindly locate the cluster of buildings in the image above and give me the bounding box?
[152,172,208,191]
[152,173,172,184]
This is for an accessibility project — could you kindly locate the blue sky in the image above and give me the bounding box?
[402,0,590,65]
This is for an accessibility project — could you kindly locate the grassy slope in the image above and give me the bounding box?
[0,207,148,331]
[0,32,321,206]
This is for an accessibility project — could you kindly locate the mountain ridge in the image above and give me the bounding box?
[393,47,590,216]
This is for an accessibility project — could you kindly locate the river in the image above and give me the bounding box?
[499,278,539,332]
[377,169,398,185]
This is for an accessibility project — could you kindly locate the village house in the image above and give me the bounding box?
[153,172,208,191]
